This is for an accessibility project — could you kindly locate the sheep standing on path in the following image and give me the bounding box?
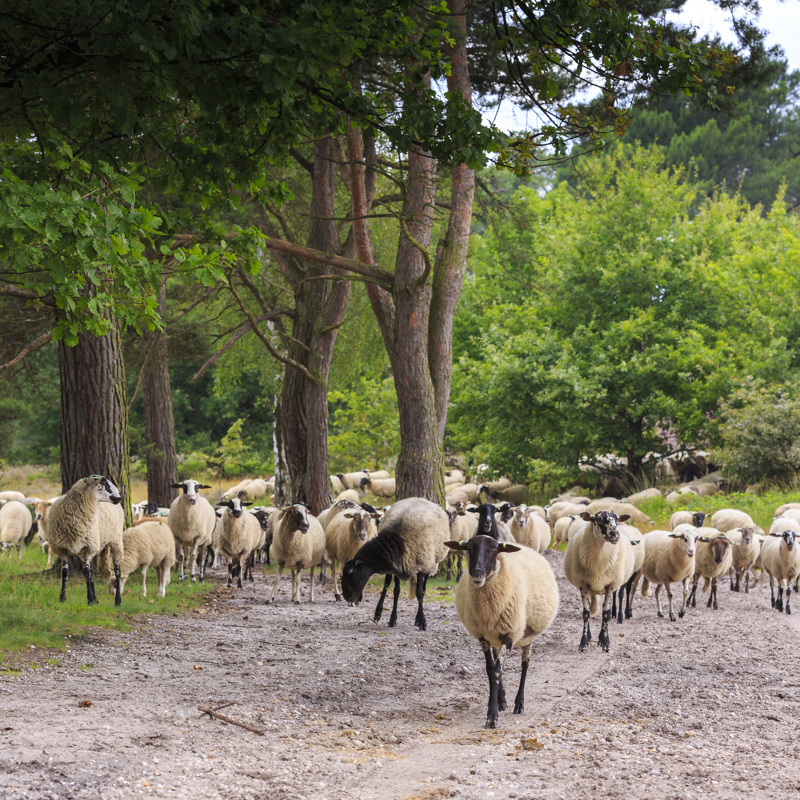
[688,529,733,610]
[106,520,176,597]
[217,497,262,589]
[446,536,558,728]
[639,527,697,621]
[564,510,634,652]
[325,508,379,601]
[0,500,33,557]
[761,526,800,613]
[48,475,124,606]
[167,480,216,582]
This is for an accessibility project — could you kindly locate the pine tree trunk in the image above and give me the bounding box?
[142,284,178,508]
[58,313,132,527]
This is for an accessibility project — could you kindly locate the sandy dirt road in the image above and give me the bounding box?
[2,552,799,800]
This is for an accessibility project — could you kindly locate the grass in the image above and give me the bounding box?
[0,544,217,662]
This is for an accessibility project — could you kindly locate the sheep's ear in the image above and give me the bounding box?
[769,532,783,537]
[579,511,592,522]
[498,543,522,553]
[445,540,469,551]
[618,514,631,523]
[668,533,679,538]
[466,504,478,512]
[242,501,252,507]
[170,483,183,489]
[343,513,355,519]
[698,536,710,542]
[197,483,212,489]
[629,539,641,546]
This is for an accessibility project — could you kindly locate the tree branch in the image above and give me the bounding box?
[0,332,51,373]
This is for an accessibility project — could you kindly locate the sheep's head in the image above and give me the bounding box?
[171,479,211,505]
[739,526,755,545]
[698,534,732,563]
[497,502,515,523]
[285,503,310,533]
[476,503,499,537]
[769,528,797,551]
[691,511,706,528]
[513,505,530,526]
[668,527,697,557]
[580,510,630,544]
[343,509,377,541]
[341,556,374,603]
[453,500,468,516]
[86,475,122,505]
[446,536,521,587]
[220,497,250,518]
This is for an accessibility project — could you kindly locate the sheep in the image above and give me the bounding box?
[317,499,361,531]
[761,525,800,613]
[339,470,370,491]
[0,490,26,503]
[216,497,262,589]
[779,508,800,525]
[547,501,591,532]
[479,483,529,505]
[367,470,391,480]
[624,488,662,505]
[445,535,559,728]
[710,508,756,533]
[267,504,326,604]
[669,511,706,530]
[330,474,345,495]
[508,505,551,553]
[774,502,800,518]
[445,469,466,486]
[104,520,175,597]
[444,501,479,580]
[325,508,380,600]
[483,477,512,492]
[687,528,733,610]
[47,475,124,606]
[563,510,634,651]
[445,482,481,503]
[248,506,274,570]
[238,478,269,502]
[33,499,56,566]
[639,526,697,621]
[0,500,33,557]
[337,489,361,505]
[340,497,450,630]
[728,526,760,593]
[221,479,252,500]
[585,500,654,531]
[361,476,396,499]
[552,514,579,551]
[470,503,515,543]
[616,523,645,619]
[167,479,216,582]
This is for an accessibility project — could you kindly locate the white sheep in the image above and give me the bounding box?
[616,523,645,619]
[0,500,33,557]
[445,501,479,580]
[585,500,654,531]
[340,497,450,630]
[105,520,176,597]
[687,528,733,610]
[508,505,551,553]
[710,508,755,533]
[362,476,396,498]
[479,483,529,505]
[216,497,262,589]
[167,479,216,582]
[547,500,591,533]
[267,504,326,604]
[564,510,635,651]
[238,478,269,502]
[446,535,559,728]
[728,526,760,593]
[325,508,379,600]
[552,514,579,551]
[0,490,26,503]
[669,510,707,530]
[221,479,253,500]
[48,476,124,606]
[774,502,800,518]
[639,526,697,620]
[761,524,800,613]
[445,482,481,503]
[624,488,662,505]
[336,489,361,505]
[339,470,370,491]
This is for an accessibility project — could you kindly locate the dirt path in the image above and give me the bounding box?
[2,553,800,800]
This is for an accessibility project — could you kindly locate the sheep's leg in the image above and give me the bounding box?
[711,577,719,610]
[308,566,316,603]
[413,572,428,631]
[625,572,640,619]
[769,574,776,608]
[46,546,54,570]
[480,639,497,727]
[456,552,463,582]
[786,585,792,615]
[112,563,121,606]
[688,575,699,608]
[388,577,402,627]
[579,589,592,651]
[744,569,750,594]
[655,584,665,618]
[198,546,207,584]
[513,643,531,715]
[59,561,69,603]
[615,586,625,624]
[373,574,392,621]
[178,549,186,582]
[776,585,784,613]
[291,567,300,604]
[190,545,198,582]
[611,590,617,621]
[226,562,234,588]
[84,560,98,605]
[236,559,243,589]
[141,566,148,597]
[267,564,284,603]
[485,638,511,729]
[665,583,677,622]
[598,588,613,652]
[444,552,453,582]
[332,558,343,602]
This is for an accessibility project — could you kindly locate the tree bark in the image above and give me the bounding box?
[142,283,178,508]
[58,312,132,527]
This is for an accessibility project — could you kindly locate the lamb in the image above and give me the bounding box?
[216,497,262,589]
[33,499,56,566]
[47,475,124,606]
[361,476,396,499]
[563,510,635,651]
[325,508,380,600]
[0,500,33,557]
[669,511,706,530]
[167,479,216,582]
[728,526,760,592]
[445,535,559,728]
[639,526,697,620]
[687,528,733,610]
[508,505,551,553]
[761,525,800,613]
[267,504,326,604]
[104,520,176,597]
[710,508,755,533]
[340,497,450,630]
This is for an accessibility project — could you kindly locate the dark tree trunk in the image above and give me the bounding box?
[142,283,178,508]
[58,312,132,527]
[279,135,351,515]
[271,391,289,506]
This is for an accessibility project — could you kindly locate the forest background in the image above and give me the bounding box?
[2,0,800,513]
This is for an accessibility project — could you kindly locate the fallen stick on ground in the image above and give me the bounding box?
[197,705,266,736]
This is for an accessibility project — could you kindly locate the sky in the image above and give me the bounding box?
[486,0,800,132]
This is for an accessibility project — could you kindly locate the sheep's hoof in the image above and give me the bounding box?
[624,609,632,620]
[657,611,664,618]
[485,716,498,729]
[787,606,792,615]
[513,700,524,714]
[578,638,589,652]
[334,593,342,602]
[191,575,197,583]
[293,599,300,605]
[669,613,676,622]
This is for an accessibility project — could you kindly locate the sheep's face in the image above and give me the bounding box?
[740,526,754,545]
[710,536,732,563]
[668,529,697,557]
[344,510,374,542]
[446,536,521,587]
[775,529,798,551]
[691,512,706,528]
[513,505,530,526]
[287,504,310,533]
[580,510,630,544]
[453,501,467,516]
[476,503,498,537]
[497,503,515,523]
[252,509,272,532]
[88,475,122,505]
[221,498,247,518]
[171,479,211,505]
[341,557,373,602]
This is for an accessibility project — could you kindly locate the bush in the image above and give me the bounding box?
[712,382,800,486]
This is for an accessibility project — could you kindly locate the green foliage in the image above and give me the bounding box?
[449,143,800,478]
[207,418,270,479]
[712,381,800,486]
[328,377,400,471]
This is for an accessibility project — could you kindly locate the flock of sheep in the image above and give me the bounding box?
[2,471,799,730]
